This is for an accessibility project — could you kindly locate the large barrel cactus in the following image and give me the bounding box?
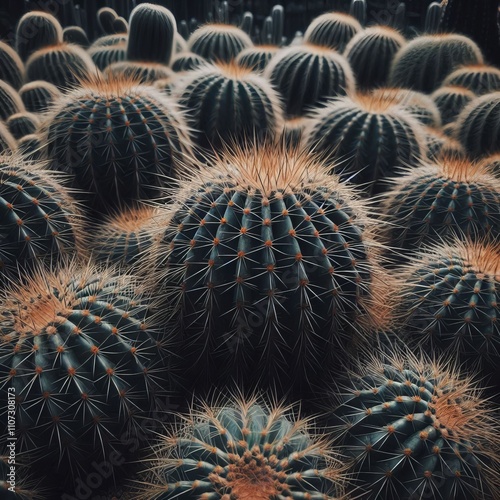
[329,347,500,499]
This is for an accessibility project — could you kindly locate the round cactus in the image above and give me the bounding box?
[280,116,310,148]
[344,26,406,90]
[188,24,253,63]
[134,397,346,500]
[442,64,500,96]
[305,93,427,195]
[97,6,119,35]
[6,112,40,141]
[89,43,126,71]
[15,11,63,62]
[264,44,355,118]
[104,60,174,84]
[18,81,61,114]
[479,153,500,178]
[303,12,362,52]
[0,155,81,280]
[329,347,500,500]
[399,238,500,365]
[424,127,466,161]
[0,80,25,122]
[0,41,24,90]
[16,134,43,161]
[382,156,500,253]
[0,260,171,493]
[455,92,500,158]
[0,124,17,155]
[431,85,476,125]
[177,62,284,152]
[171,51,208,72]
[126,3,177,66]
[236,45,279,72]
[25,44,99,90]
[63,26,90,48]
[389,34,484,93]
[155,143,381,397]
[45,75,192,215]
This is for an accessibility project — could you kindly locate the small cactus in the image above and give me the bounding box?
[104,60,174,84]
[88,43,126,71]
[0,41,24,90]
[236,45,279,72]
[6,112,40,141]
[431,85,476,125]
[171,51,208,72]
[0,80,25,121]
[18,80,61,114]
[62,26,90,48]
[442,64,500,95]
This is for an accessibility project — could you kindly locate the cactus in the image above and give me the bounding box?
[455,92,500,158]
[171,51,208,72]
[113,16,129,34]
[479,153,500,178]
[424,1,445,33]
[0,81,25,122]
[188,24,253,63]
[105,60,174,84]
[88,43,127,71]
[18,81,61,115]
[177,62,284,152]
[344,26,406,90]
[382,156,500,253]
[134,397,346,499]
[62,26,90,48]
[1,450,42,500]
[389,34,484,93]
[303,12,362,52]
[329,347,500,500]
[15,11,63,62]
[0,41,24,90]
[431,85,475,125]
[154,143,381,397]
[126,3,177,66]
[0,260,170,493]
[350,0,367,26]
[305,93,426,195]
[16,134,43,161]
[264,44,355,118]
[236,45,279,72]
[90,33,128,48]
[0,155,81,279]
[399,238,500,366]
[280,116,309,148]
[0,124,17,155]
[442,64,500,96]
[97,6,119,35]
[424,127,466,161]
[45,75,192,216]
[25,44,98,90]
[6,113,40,141]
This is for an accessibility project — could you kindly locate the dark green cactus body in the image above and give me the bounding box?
[389,34,484,93]
[46,79,191,215]
[400,240,500,364]
[126,3,177,66]
[25,44,98,90]
[157,147,377,397]
[431,85,475,125]
[89,43,126,71]
[383,158,500,252]
[63,26,90,48]
[344,26,406,90]
[171,51,207,72]
[303,12,362,52]
[424,127,466,161]
[305,95,426,195]
[0,263,170,492]
[135,400,343,499]
[19,81,61,114]
[104,61,173,84]
[265,44,355,117]
[178,63,283,152]
[17,134,43,161]
[442,65,500,95]
[0,81,25,122]
[330,352,497,499]
[0,158,79,279]
[236,45,278,72]
[6,113,40,141]
[188,24,253,63]
[0,41,24,90]
[456,92,500,158]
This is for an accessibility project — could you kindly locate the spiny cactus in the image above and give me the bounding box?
[442,64,500,95]
[16,134,43,161]
[236,45,279,72]
[389,34,484,93]
[104,60,175,84]
[0,260,171,493]
[18,81,61,115]
[328,347,500,499]
[455,92,500,158]
[15,11,63,62]
[479,153,500,178]
[6,113,40,141]
[264,44,355,117]
[0,125,17,155]
[91,33,128,48]
[280,116,310,148]
[0,155,82,279]
[45,75,192,215]
[134,396,346,499]
[188,23,253,63]
[25,44,99,90]
[399,238,500,365]
[305,93,427,195]
[431,85,476,125]
[97,6,119,35]
[0,81,25,122]
[382,156,500,253]
[89,43,126,71]
[0,41,24,90]
[171,51,208,72]
[177,62,284,152]
[155,143,382,397]
[62,26,90,48]
[424,127,466,161]
[126,3,177,66]
[303,12,362,52]
[344,26,406,90]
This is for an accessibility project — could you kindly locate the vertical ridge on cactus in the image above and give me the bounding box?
[6,113,40,141]
[0,124,17,155]
[19,81,61,115]
[431,85,475,125]
[442,64,500,95]
[0,80,25,122]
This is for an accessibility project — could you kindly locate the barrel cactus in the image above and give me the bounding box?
[442,64,500,95]
[431,85,476,125]
[171,51,208,72]
[0,41,24,90]
[389,34,484,93]
[18,81,61,115]
[89,43,126,71]
[155,143,381,397]
[329,347,500,499]
[6,113,40,141]
[134,397,346,499]
[424,127,466,161]
[305,93,427,195]
[0,81,25,122]
[0,260,171,493]
[236,45,279,72]
[63,26,90,48]
[104,60,174,84]
[265,44,355,117]
[45,75,192,215]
